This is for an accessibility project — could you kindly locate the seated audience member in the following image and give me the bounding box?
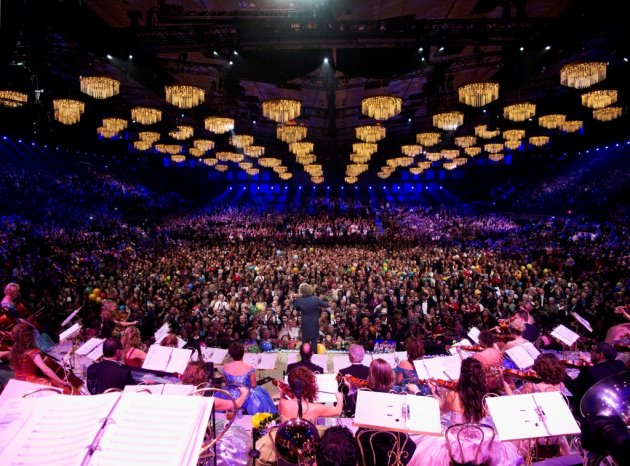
[286,342,324,374]
[316,425,359,466]
[563,342,626,415]
[86,337,134,394]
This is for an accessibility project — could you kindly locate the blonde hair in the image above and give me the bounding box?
[298,283,313,297]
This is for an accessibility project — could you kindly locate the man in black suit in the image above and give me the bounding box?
[564,342,626,415]
[338,344,369,416]
[286,342,324,374]
[86,338,134,394]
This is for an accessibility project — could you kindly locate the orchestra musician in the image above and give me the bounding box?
[394,336,430,395]
[1,282,21,321]
[120,326,147,368]
[8,323,74,393]
[501,317,528,352]
[180,361,249,411]
[99,300,138,339]
[472,330,505,393]
[86,337,135,394]
[338,343,369,416]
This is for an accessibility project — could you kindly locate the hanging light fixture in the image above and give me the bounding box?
[259,157,282,168]
[458,82,499,107]
[155,144,182,154]
[593,106,622,122]
[416,132,441,146]
[454,136,476,148]
[215,164,229,172]
[560,62,607,89]
[529,136,550,147]
[377,171,392,179]
[276,122,307,143]
[464,147,482,157]
[350,153,370,164]
[409,167,425,175]
[239,162,254,170]
[193,139,215,152]
[311,176,324,184]
[344,176,358,184]
[296,154,316,165]
[418,161,432,170]
[96,127,118,139]
[279,172,293,180]
[132,107,162,125]
[245,168,260,176]
[581,90,617,109]
[203,158,218,167]
[262,99,301,123]
[230,134,254,149]
[102,118,127,132]
[204,116,235,134]
[53,99,85,125]
[170,155,186,163]
[216,151,243,162]
[504,140,522,150]
[0,90,28,107]
[352,142,378,157]
[189,147,204,157]
[289,141,314,156]
[474,125,500,139]
[244,145,265,157]
[503,102,536,122]
[361,95,403,120]
[274,166,288,174]
[453,157,467,167]
[401,145,423,157]
[560,120,583,133]
[433,111,464,130]
[488,153,504,162]
[80,76,120,99]
[441,149,460,160]
[139,131,160,144]
[165,85,205,109]
[443,162,457,171]
[133,140,152,151]
[169,125,194,140]
[425,152,442,162]
[355,124,386,142]
[484,143,504,154]
[502,129,525,141]
[539,114,566,129]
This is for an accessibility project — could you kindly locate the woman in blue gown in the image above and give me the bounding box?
[221,342,277,415]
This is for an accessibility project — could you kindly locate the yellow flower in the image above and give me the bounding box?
[251,412,273,429]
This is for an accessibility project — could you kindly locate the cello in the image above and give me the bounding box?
[40,352,84,395]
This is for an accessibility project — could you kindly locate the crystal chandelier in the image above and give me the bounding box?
[475,125,500,139]
[416,132,441,146]
[132,107,162,125]
[355,124,386,143]
[418,161,432,170]
[433,111,464,130]
[503,102,536,122]
[538,114,566,129]
[262,99,301,123]
[189,147,204,157]
[593,106,622,122]
[80,76,120,99]
[409,167,425,175]
[361,95,402,120]
[230,134,254,149]
[454,136,476,148]
[274,166,288,174]
[169,125,194,140]
[239,162,253,170]
[0,90,28,107]
[304,164,323,176]
[344,176,358,184]
[296,154,316,165]
[170,155,186,163]
[155,144,182,155]
[53,99,85,125]
[102,118,127,132]
[484,143,504,154]
[133,140,152,151]
[443,162,457,171]
[350,153,370,164]
[311,176,324,184]
[504,140,522,150]
[139,131,160,144]
[215,164,229,172]
[529,136,550,147]
[245,168,260,176]
[165,85,205,109]
[464,147,481,157]
[488,153,504,162]
[560,120,583,133]
[377,171,392,179]
[204,116,234,134]
[560,62,607,89]
[203,158,218,166]
[581,90,617,109]
[352,142,377,156]
[289,141,314,156]
[216,152,243,162]
[244,145,265,157]
[277,122,307,143]
[425,152,442,162]
[453,157,468,166]
[502,129,525,141]
[458,82,499,107]
[96,127,118,139]
[279,172,292,180]
[193,139,215,152]
[441,149,460,160]
[401,145,423,157]
[259,157,282,168]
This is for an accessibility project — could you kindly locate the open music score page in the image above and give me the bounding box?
[413,354,462,382]
[0,392,212,466]
[550,324,580,347]
[191,346,228,364]
[485,392,580,441]
[142,344,193,374]
[505,342,541,369]
[76,337,105,361]
[354,391,442,435]
[242,352,277,370]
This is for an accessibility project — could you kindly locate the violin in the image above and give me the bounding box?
[446,344,484,352]
[273,379,295,399]
[561,359,592,368]
[614,343,630,353]
[336,373,369,389]
[503,369,541,384]
[429,379,457,390]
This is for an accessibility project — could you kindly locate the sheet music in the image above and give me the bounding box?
[76,338,105,361]
[314,373,338,403]
[0,397,52,457]
[354,391,441,435]
[550,324,580,347]
[124,384,195,396]
[0,379,60,409]
[413,354,462,381]
[154,323,170,344]
[571,312,593,333]
[61,307,82,327]
[447,338,472,355]
[485,392,579,441]
[142,345,193,374]
[243,352,277,370]
[192,346,228,364]
[505,342,540,369]
[468,326,481,344]
[59,322,81,342]
[286,353,329,372]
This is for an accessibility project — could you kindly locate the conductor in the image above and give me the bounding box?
[293,283,329,349]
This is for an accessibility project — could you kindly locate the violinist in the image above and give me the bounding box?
[1,282,21,322]
[501,317,528,352]
[394,336,430,395]
[99,300,138,339]
[338,343,369,416]
[472,330,505,393]
[9,323,74,393]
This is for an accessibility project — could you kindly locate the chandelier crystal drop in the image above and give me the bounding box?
[165,85,205,109]
[80,76,120,99]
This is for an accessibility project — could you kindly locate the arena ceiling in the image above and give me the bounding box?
[0,0,628,187]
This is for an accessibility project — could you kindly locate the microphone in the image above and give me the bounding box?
[293,379,304,419]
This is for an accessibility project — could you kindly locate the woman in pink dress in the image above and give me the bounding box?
[409,357,523,466]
